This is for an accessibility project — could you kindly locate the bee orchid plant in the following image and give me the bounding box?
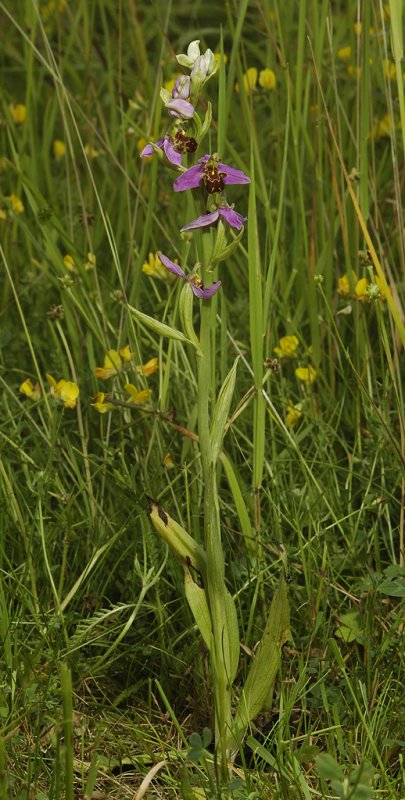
[140,40,290,779]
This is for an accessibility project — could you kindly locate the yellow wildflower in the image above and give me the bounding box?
[84,144,101,159]
[95,347,132,378]
[163,452,175,468]
[124,384,152,405]
[295,365,317,385]
[382,59,396,81]
[273,335,299,358]
[142,252,175,282]
[285,402,303,429]
[20,378,41,401]
[46,374,79,408]
[353,22,362,34]
[0,209,7,221]
[91,392,113,414]
[9,103,27,124]
[235,67,258,94]
[64,254,76,272]
[84,252,96,270]
[119,345,132,362]
[370,114,393,140]
[136,357,159,376]
[53,139,66,160]
[347,65,361,78]
[338,46,352,62]
[337,273,354,297]
[259,68,276,90]
[354,277,369,302]
[7,194,24,214]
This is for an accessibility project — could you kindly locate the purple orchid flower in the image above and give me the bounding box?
[166,76,195,119]
[181,206,246,232]
[174,154,250,193]
[166,98,195,119]
[140,135,182,166]
[158,252,221,298]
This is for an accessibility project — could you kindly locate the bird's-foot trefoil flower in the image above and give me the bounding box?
[273,335,299,358]
[285,402,303,429]
[158,252,221,298]
[95,347,132,379]
[136,357,159,376]
[173,154,250,193]
[91,392,114,414]
[46,374,80,408]
[8,103,27,124]
[295,365,317,385]
[181,205,246,232]
[124,384,152,405]
[20,378,41,400]
[6,194,24,214]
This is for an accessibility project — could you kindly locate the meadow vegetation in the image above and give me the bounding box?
[0,1,404,798]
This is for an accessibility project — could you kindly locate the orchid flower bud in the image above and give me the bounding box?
[172,75,191,100]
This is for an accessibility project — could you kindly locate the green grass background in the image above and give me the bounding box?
[0,0,404,798]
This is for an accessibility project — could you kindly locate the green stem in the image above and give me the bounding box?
[198,253,231,780]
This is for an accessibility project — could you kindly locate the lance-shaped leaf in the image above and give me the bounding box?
[210,357,239,464]
[184,564,239,683]
[184,569,212,652]
[128,305,198,347]
[179,283,202,353]
[230,575,290,745]
[224,589,240,684]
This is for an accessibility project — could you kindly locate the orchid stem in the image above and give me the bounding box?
[198,235,231,780]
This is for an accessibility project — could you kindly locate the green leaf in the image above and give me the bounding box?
[220,453,256,554]
[389,0,403,60]
[202,728,212,748]
[224,589,240,684]
[376,577,405,597]
[335,612,364,643]
[210,357,239,464]
[231,576,290,742]
[179,284,202,352]
[316,753,345,782]
[128,305,197,346]
[184,569,212,652]
[330,779,345,799]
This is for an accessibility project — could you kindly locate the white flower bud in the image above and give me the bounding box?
[203,48,215,75]
[187,40,201,61]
